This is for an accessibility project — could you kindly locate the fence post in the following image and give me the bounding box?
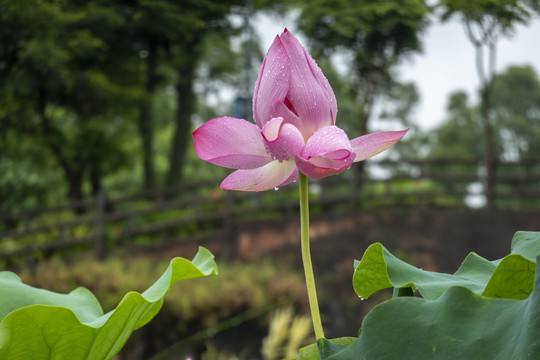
[95,191,106,260]
[350,163,359,212]
[223,191,236,253]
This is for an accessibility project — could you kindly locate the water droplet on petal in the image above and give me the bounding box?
[274,187,279,191]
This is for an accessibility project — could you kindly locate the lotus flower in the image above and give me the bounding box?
[193,29,407,191]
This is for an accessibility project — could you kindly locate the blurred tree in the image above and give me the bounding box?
[427,65,540,207]
[123,0,172,191]
[314,58,423,158]
[491,65,540,208]
[163,1,247,187]
[0,125,65,213]
[292,0,429,202]
[0,0,262,211]
[426,91,486,206]
[491,65,540,160]
[439,0,540,207]
[0,0,139,209]
[91,0,249,189]
[379,81,425,159]
[428,91,485,160]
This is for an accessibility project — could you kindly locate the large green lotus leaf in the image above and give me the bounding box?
[0,247,218,360]
[510,231,540,262]
[316,255,540,359]
[353,231,539,300]
[292,254,540,360]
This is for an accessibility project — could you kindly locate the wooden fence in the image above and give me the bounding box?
[1,158,539,267]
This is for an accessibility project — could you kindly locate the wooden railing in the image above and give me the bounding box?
[1,158,539,267]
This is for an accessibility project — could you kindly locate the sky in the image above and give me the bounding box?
[253,13,540,131]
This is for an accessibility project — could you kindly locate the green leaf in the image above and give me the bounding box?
[319,255,540,359]
[317,338,356,359]
[353,231,539,300]
[0,247,218,360]
[290,337,356,360]
[481,254,535,299]
[510,231,540,262]
[292,232,540,360]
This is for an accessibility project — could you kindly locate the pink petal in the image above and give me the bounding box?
[221,159,299,191]
[280,30,336,137]
[271,99,303,133]
[295,126,355,179]
[295,156,352,179]
[261,117,283,141]
[351,130,408,161]
[193,117,271,169]
[301,126,353,159]
[252,35,290,129]
[261,118,305,161]
[308,153,354,169]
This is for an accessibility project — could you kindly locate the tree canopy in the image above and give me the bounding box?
[293,0,430,135]
[0,0,249,211]
[438,0,540,207]
[426,65,540,206]
[1,0,538,213]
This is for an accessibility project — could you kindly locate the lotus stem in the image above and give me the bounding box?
[298,172,324,340]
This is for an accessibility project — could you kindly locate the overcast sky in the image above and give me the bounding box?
[254,13,540,131]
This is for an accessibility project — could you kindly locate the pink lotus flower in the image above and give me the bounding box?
[193,29,407,191]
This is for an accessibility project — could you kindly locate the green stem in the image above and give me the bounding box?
[298,173,325,340]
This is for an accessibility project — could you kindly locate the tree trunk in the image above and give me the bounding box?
[481,82,496,209]
[353,71,379,208]
[38,88,86,211]
[67,171,86,212]
[354,106,369,208]
[90,164,102,197]
[138,37,158,190]
[464,19,498,209]
[165,54,197,187]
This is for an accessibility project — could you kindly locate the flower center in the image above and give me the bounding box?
[284,97,298,116]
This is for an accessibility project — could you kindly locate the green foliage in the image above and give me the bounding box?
[353,231,538,300]
[438,0,540,208]
[439,0,540,32]
[0,0,142,207]
[316,281,540,359]
[295,0,429,60]
[293,0,430,134]
[292,231,540,359]
[378,82,427,158]
[0,247,218,360]
[290,337,356,360]
[0,0,258,209]
[427,65,540,208]
[492,65,540,159]
[430,65,540,163]
[428,91,485,160]
[0,127,66,212]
